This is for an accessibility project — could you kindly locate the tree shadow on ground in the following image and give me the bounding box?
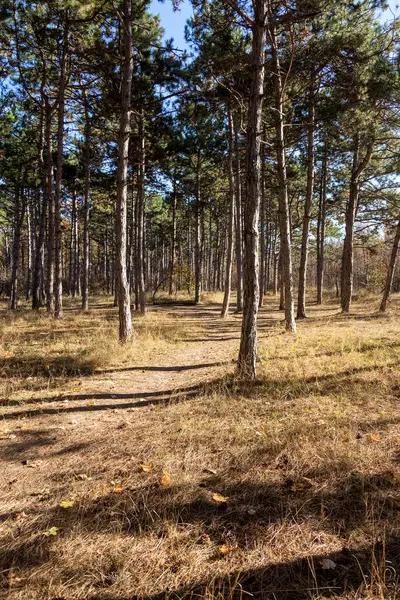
[1,464,399,598]
[0,353,96,379]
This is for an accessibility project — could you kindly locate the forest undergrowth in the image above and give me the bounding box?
[0,293,399,600]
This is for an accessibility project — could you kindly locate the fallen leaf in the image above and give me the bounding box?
[22,459,43,468]
[59,500,74,509]
[141,463,152,473]
[321,558,337,570]
[43,526,59,536]
[15,511,27,520]
[204,467,217,475]
[290,477,316,493]
[113,484,124,494]
[212,492,230,503]
[161,470,171,486]
[370,433,381,443]
[219,543,238,555]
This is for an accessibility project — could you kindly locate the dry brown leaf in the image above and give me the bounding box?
[212,492,230,503]
[161,470,171,486]
[219,543,238,555]
[15,511,27,520]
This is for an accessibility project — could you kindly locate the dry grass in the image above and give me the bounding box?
[0,294,399,600]
[0,296,195,400]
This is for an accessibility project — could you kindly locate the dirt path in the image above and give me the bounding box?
[1,302,274,423]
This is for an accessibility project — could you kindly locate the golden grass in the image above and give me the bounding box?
[0,294,399,599]
[0,296,195,400]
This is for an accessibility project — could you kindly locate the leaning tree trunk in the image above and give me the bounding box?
[234,112,243,313]
[237,0,267,379]
[136,110,146,313]
[82,87,91,311]
[341,135,373,313]
[269,19,296,332]
[54,24,68,320]
[115,0,133,341]
[316,142,327,305]
[221,108,236,318]
[380,217,400,312]
[297,76,315,319]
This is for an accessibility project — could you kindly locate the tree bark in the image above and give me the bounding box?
[316,142,327,305]
[380,218,400,312]
[221,108,236,318]
[259,131,266,308]
[297,76,315,319]
[237,0,267,379]
[82,88,91,311]
[194,150,202,304]
[341,135,373,313]
[169,175,177,295]
[115,0,133,341]
[45,101,55,314]
[269,18,296,332]
[54,22,69,320]
[10,183,26,310]
[136,110,146,313]
[25,197,32,300]
[233,112,243,312]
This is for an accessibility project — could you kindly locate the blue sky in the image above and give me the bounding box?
[150,0,193,51]
[150,0,399,50]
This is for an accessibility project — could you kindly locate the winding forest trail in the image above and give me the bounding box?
[0,299,282,424]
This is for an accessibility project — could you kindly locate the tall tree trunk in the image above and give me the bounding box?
[169,175,177,295]
[341,135,373,313]
[194,150,202,304]
[54,23,68,320]
[115,0,133,340]
[269,18,296,332]
[10,183,26,309]
[221,109,236,318]
[297,76,315,319]
[32,93,45,309]
[136,110,146,313]
[259,131,266,308]
[237,0,267,379]
[82,88,91,311]
[45,101,55,314]
[26,197,32,300]
[380,218,400,312]
[316,142,327,305]
[234,112,243,312]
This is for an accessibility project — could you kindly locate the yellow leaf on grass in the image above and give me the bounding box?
[113,484,124,494]
[59,500,74,509]
[161,471,171,486]
[43,526,59,536]
[370,433,381,443]
[212,492,230,503]
[141,463,152,473]
[219,543,238,555]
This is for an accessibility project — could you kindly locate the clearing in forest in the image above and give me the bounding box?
[1,294,400,599]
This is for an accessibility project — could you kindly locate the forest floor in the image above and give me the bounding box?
[0,292,400,600]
